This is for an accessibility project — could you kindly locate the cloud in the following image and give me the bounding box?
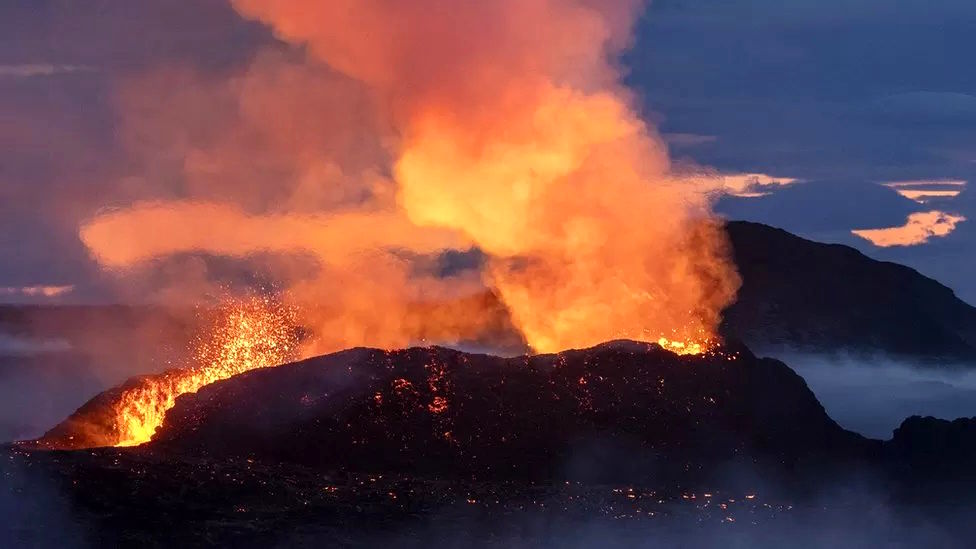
[852,211,967,247]
[0,285,74,298]
[0,64,93,78]
[715,173,799,197]
[652,0,976,25]
[0,334,72,355]
[885,180,968,188]
[883,180,968,203]
[661,133,717,147]
[71,0,742,357]
[715,179,919,235]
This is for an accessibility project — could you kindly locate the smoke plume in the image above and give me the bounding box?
[79,0,739,355]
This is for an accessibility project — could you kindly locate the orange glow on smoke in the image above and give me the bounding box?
[112,297,298,447]
[77,1,739,360]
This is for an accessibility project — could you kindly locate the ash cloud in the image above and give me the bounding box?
[75,0,740,357]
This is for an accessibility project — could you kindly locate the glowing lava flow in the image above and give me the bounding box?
[657,337,707,356]
[112,297,299,447]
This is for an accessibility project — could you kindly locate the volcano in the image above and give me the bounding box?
[36,340,875,481]
[17,340,976,547]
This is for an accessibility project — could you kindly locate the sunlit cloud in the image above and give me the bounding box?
[0,64,94,78]
[852,211,966,247]
[884,179,967,188]
[893,190,964,202]
[717,173,799,197]
[883,179,967,203]
[0,285,75,298]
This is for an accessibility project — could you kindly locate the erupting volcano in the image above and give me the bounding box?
[8,0,976,547]
[19,0,758,454]
[39,0,748,447]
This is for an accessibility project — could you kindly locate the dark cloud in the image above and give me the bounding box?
[869,92,976,128]
[629,1,976,180]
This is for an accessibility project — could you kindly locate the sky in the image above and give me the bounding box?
[1,0,974,304]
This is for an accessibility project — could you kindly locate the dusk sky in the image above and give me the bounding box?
[2,0,975,303]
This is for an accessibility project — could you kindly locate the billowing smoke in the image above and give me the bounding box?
[79,0,739,355]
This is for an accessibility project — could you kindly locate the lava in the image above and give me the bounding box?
[657,336,709,356]
[111,296,299,447]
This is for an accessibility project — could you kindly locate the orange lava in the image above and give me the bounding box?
[112,297,299,447]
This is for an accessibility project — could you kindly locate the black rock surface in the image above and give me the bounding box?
[144,341,874,482]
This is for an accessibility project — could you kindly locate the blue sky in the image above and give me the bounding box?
[628,0,976,302]
[1,0,974,303]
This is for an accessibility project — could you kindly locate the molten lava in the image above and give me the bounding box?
[657,337,708,356]
[112,297,299,447]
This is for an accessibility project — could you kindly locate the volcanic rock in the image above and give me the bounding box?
[142,341,873,482]
[886,416,976,479]
[723,221,976,359]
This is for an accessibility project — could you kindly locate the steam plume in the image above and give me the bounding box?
[80,0,740,354]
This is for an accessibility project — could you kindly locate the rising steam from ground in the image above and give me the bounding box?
[79,0,739,355]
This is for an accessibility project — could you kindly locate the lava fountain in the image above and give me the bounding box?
[113,297,300,446]
[34,296,300,449]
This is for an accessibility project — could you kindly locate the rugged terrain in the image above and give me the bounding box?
[10,341,976,547]
[39,341,872,478]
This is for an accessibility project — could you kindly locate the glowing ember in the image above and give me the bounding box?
[657,337,707,356]
[112,296,299,447]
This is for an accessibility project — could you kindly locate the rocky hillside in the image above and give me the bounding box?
[723,221,976,359]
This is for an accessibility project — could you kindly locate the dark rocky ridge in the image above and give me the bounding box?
[722,221,976,359]
[143,341,874,482]
[887,416,976,480]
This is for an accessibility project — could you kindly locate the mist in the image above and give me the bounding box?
[777,352,976,439]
